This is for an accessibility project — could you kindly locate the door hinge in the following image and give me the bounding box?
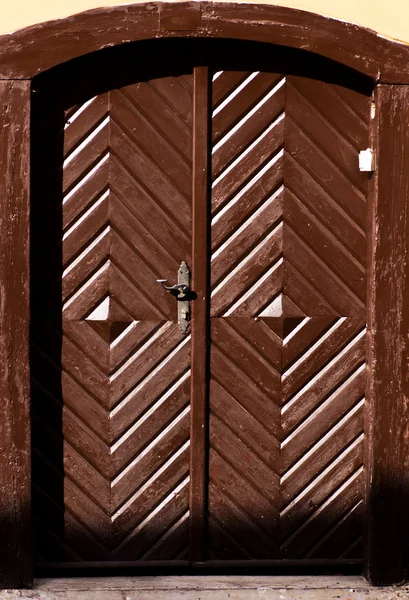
[359,148,374,172]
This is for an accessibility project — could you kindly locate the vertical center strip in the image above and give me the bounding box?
[189,66,211,563]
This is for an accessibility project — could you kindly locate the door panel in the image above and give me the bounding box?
[32,74,193,563]
[210,71,285,318]
[209,317,281,559]
[209,70,369,560]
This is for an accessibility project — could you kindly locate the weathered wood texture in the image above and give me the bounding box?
[31,75,193,563]
[0,2,409,81]
[209,71,370,560]
[30,57,375,571]
[190,66,210,562]
[364,85,409,586]
[0,80,31,587]
[7,19,409,585]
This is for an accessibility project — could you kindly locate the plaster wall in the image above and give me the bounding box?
[1,0,409,43]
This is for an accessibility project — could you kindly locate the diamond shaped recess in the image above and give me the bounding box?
[86,296,133,343]
[258,293,305,338]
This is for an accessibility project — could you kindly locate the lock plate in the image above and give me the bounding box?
[157,262,191,334]
[177,262,190,334]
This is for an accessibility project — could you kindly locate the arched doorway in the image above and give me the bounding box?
[1,4,409,587]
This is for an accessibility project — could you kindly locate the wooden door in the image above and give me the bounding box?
[32,71,195,564]
[208,70,369,561]
[31,54,371,569]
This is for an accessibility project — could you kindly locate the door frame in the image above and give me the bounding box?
[1,1,409,587]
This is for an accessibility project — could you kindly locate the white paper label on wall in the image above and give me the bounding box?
[359,148,374,172]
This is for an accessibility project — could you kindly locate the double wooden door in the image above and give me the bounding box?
[31,56,371,567]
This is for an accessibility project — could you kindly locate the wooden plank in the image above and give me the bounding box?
[0,80,31,587]
[281,402,364,505]
[111,411,190,510]
[281,470,363,558]
[211,188,282,289]
[284,154,367,266]
[210,345,280,438]
[212,71,249,108]
[282,317,335,369]
[123,83,192,160]
[282,366,365,472]
[109,89,192,197]
[285,191,366,303]
[149,76,193,129]
[110,377,190,471]
[282,326,366,432]
[211,156,283,250]
[211,224,283,317]
[288,77,369,150]
[212,116,283,213]
[189,66,210,563]
[223,317,282,369]
[208,482,278,559]
[280,439,363,541]
[364,84,409,586]
[286,79,368,193]
[284,227,365,317]
[285,118,367,231]
[212,74,284,179]
[212,72,281,142]
[210,379,279,462]
[211,319,280,397]
[281,318,364,401]
[210,415,280,508]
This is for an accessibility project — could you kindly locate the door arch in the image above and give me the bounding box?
[1,4,409,588]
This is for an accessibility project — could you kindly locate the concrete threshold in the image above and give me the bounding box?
[1,577,408,599]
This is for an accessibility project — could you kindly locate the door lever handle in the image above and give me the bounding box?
[156,280,190,297]
[156,262,191,334]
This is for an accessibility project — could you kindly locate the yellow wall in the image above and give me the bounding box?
[1,0,409,43]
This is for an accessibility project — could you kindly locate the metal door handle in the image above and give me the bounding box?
[156,281,190,298]
[156,262,191,333]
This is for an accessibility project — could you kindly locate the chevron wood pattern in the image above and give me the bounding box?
[32,65,371,567]
[211,70,285,317]
[210,71,369,318]
[209,71,370,560]
[32,75,193,563]
[284,76,368,318]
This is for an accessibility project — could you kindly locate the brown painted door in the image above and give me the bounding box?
[208,71,369,561]
[31,56,371,568]
[32,73,195,563]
